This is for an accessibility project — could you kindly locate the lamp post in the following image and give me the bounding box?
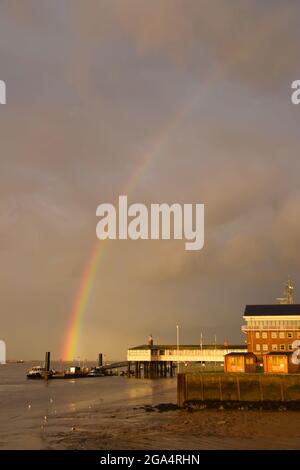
[200,332,203,366]
[176,325,179,374]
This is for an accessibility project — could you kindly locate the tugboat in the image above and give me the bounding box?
[27,366,54,379]
[27,366,45,379]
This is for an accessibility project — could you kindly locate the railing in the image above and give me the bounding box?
[242,325,300,332]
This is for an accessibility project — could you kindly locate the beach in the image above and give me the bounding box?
[44,401,300,450]
[2,364,300,450]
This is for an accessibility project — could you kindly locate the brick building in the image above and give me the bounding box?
[242,280,300,357]
[242,304,300,357]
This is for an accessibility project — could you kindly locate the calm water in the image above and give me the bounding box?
[0,362,176,449]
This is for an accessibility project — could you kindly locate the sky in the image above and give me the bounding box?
[0,0,300,361]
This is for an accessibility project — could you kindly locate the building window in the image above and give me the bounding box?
[255,332,260,339]
[262,332,268,339]
[288,344,293,351]
[262,344,268,351]
[287,332,293,339]
[272,344,278,351]
[297,332,300,338]
[280,344,285,351]
[271,332,277,339]
[279,332,285,339]
[256,344,261,351]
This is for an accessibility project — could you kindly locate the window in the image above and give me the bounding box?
[271,332,277,339]
[262,344,268,351]
[287,332,293,339]
[256,344,261,351]
[255,332,260,339]
[297,332,300,338]
[288,344,293,351]
[280,344,285,351]
[279,332,285,339]
[262,332,268,339]
[231,356,243,366]
[272,344,278,351]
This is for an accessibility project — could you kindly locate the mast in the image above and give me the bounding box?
[277,278,294,304]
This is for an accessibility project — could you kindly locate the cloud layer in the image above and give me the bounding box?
[0,1,300,359]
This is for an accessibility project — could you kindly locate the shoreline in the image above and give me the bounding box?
[43,398,300,451]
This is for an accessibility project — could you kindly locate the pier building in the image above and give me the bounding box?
[127,340,246,377]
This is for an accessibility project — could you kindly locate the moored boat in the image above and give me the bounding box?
[27,366,54,379]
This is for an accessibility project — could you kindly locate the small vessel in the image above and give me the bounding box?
[27,366,53,379]
[64,366,87,378]
[87,367,105,377]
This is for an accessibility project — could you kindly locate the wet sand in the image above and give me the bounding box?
[44,399,300,450]
[2,365,300,451]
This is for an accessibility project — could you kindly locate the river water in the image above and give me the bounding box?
[0,362,176,449]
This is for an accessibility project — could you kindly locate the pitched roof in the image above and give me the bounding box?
[225,352,256,357]
[244,304,300,316]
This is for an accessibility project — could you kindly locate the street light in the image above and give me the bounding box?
[176,325,179,373]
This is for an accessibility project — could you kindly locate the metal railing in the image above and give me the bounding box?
[242,325,300,332]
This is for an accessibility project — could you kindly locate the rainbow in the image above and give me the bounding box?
[61,101,193,361]
[61,75,220,360]
[61,60,235,360]
[61,15,280,360]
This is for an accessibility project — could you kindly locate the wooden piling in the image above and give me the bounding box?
[127,361,131,378]
[44,352,51,380]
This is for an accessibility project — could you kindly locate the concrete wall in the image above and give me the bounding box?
[177,372,300,407]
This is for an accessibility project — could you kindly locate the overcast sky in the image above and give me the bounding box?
[1,0,300,360]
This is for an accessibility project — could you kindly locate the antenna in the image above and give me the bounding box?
[277,278,294,304]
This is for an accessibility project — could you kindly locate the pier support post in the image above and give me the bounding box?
[127,361,131,378]
[150,361,154,378]
[98,353,103,367]
[44,352,51,380]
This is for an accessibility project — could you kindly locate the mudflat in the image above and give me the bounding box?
[44,402,300,450]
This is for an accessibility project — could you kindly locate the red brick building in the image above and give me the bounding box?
[242,304,300,357]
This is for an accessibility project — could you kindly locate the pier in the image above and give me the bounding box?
[127,341,247,379]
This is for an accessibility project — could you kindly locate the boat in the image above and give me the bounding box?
[64,366,87,378]
[27,366,54,379]
[87,367,106,377]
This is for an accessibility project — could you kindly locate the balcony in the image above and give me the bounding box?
[242,324,300,333]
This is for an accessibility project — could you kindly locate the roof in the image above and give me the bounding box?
[128,344,247,351]
[225,352,256,357]
[244,304,300,316]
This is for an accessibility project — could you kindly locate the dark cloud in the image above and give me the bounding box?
[0,1,299,359]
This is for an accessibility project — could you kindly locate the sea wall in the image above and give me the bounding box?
[177,372,300,407]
